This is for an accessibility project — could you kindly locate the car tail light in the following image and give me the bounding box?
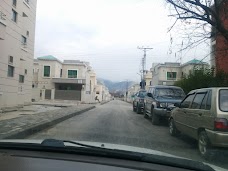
[214,118,228,131]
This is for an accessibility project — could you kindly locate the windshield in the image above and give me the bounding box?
[1,0,228,170]
[155,88,185,98]
[138,91,147,98]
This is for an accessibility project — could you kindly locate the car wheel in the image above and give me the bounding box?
[136,104,141,114]
[198,131,213,160]
[169,119,180,136]
[151,108,159,125]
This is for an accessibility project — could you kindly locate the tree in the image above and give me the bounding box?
[174,68,228,93]
[166,0,228,51]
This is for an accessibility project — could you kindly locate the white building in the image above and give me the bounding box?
[151,59,210,86]
[0,0,37,110]
[95,82,111,102]
[32,55,98,103]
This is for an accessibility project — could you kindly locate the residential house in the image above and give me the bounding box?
[0,0,37,109]
[32,55,98,103]
[151,59,209,86]
[144,70,152,90]
[95,82,110,102]
[151,62,182,86]
[126,84,140,102]
[210,0,228,73]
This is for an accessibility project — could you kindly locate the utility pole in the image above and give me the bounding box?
[125,80,128,101]
[138,46,153,90]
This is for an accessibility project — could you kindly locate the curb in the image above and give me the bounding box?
[100,100,111,105]
[3,106,96,139]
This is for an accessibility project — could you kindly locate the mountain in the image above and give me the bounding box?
[97,78,136,92]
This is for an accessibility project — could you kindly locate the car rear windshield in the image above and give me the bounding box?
[219,89,228,112]
[155,88,185,98]
[139,91,147,98]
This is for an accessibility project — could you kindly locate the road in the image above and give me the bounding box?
[28,100,228,169]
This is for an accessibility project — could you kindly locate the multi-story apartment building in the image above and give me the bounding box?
[32,55,99,103]
[151,59,209,86]
[0,0,37,110]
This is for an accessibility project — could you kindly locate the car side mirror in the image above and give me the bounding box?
[174,102,181,108]
[147,93,153,98]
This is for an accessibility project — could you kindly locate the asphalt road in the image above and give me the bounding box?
[28,100,228,169]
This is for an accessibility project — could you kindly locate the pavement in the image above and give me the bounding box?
[0,104,95,139]
[28,100,228,170]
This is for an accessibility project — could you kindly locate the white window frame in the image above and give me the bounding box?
[166,71,177,81]
[43,65,51,78]
[67,69,78,79]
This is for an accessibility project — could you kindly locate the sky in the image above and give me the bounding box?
[35,0,211,82]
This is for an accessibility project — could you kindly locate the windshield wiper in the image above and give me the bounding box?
[41,139,106,149]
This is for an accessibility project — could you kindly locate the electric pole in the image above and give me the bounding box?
[137,46,153,90]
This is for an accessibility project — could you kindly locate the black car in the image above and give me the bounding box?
[144,85,185,125]
[133,90,147,114]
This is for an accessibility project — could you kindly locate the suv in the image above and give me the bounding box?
[144,86,185,125]
[169,88,228,159]
[133,90,147,114]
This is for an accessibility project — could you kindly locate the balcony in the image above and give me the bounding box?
[52,78,86,84]
[0,11,6,40]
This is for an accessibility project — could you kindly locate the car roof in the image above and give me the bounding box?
[148,85,182,89]
[188,87,228,94]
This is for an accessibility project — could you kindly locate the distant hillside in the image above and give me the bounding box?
[97,78,136,92]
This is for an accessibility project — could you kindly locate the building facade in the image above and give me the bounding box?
[32,56,100,103]
[151,59,209,86]
[0,0,37,109]
[210,0,228,73]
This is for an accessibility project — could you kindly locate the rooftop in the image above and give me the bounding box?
[182,59,208,66]
[37,55,62,63]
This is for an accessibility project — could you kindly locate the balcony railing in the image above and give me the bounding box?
[52,78,86,84]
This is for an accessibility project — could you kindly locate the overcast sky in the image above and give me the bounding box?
[35,0,210,82]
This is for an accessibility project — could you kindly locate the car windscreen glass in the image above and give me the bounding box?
[138,91,147,98]
[155,88,185,98]
[219,90,228,112]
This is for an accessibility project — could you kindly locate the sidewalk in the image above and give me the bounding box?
[0,104,95,139]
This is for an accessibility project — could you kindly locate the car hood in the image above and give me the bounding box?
[0,139,226,171]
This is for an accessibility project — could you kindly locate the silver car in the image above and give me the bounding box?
[169,87,228,159]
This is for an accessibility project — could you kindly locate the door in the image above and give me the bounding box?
[184,92,208,139]
[174,93,195,133]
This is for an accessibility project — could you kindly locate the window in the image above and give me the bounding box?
[167,72,177,80]
[21,35,27,45]
[68,70,77,78]
[219,90,228,112]
[200,93,208,109]
[12,0,17,6]
[60,69,62,77]
[22,12,28,17]
[8,65,14,77]
[9,56,13,63]
[26,31,29,36]
[24,0,29,5]
[181,94,195,108]
[19,75,24,83]
[12,9,17,22]
[191,93,206,109]
[206,90,212,110]
[25,69,27,74]
[43,66,50,77]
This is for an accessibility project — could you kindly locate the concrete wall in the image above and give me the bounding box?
[32,88,41,101]
[0,0,37,109]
